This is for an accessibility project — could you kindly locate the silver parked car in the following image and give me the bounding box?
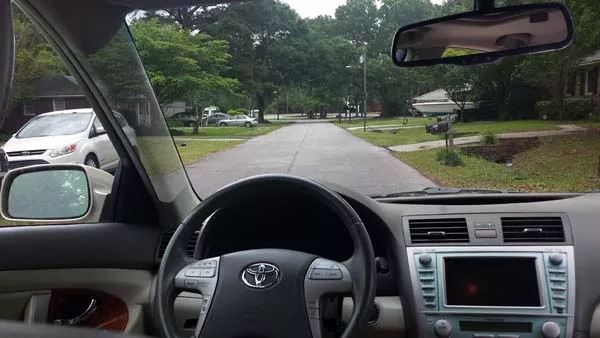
[218,114,258,128]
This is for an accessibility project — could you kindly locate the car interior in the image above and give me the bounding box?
[0,1,596,338]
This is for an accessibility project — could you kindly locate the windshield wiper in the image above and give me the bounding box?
[370,187,509,198]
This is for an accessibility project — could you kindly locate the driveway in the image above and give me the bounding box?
[186,123,435,198]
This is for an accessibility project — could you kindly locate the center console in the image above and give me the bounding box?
[406,246,575,338]
[403,213,575,338]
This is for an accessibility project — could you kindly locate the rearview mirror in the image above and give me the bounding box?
[0,164,114,223]
[391,3,573,67]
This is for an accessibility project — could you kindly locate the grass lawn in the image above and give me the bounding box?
[349,120,560,147]
[396,132,600,193]
[176,140,243,165]
[170,124,282,138]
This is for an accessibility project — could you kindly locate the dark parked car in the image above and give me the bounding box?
[168,112,197,127]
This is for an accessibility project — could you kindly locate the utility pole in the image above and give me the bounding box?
[361,46,367,132]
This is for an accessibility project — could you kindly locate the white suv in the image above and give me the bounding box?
[2,108,137,172]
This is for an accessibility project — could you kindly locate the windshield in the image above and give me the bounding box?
[52,0,600,205]
[16,113,92,138]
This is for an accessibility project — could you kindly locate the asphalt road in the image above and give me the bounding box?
[186,123,435,198]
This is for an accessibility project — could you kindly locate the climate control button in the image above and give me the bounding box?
[541,321,561,338]
[419,254,433,265]
[433,319,452,338]
[549,253,563,265]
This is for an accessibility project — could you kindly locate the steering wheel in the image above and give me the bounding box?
[155,174,376,338]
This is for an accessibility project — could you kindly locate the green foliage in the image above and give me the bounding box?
[169,128,186,136]
[536,98,596,120]
[481,132,497,145]
[436,148,464,167]
[129,18,239,106]
[226,109,241,116]
[10,7,65,107]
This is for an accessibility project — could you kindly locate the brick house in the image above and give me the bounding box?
[3,75,88,133]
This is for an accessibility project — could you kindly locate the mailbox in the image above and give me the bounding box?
[425,122,449,135]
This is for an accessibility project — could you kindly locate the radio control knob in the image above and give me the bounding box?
[549,253,563,265]
[419,254,432,265]
[433,319,452,338]
[541,321,561,338]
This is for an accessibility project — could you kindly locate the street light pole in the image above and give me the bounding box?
[362,48,367,132]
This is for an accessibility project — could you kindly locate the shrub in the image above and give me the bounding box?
[481,131,497,145]
[536,98,595,120]
[167,120,184,128]
[236,108,248,115]
[564,97,595,120]
[226,109,240,116]
[436,148,464,166]
[169,128,185,136]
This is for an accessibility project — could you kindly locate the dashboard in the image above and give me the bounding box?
[175,182,600,338]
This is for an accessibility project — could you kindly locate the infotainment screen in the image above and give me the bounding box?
[444,257,541,307]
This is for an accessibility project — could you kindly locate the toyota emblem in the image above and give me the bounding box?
[241,263,281,289]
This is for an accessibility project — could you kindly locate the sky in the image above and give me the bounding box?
[282,0,445,19]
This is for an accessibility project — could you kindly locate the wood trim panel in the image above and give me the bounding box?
[47,289,128,332]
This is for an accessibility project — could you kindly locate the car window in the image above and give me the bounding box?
[16,113,92,138]
[1,5,122,226]
[93,117,103,131]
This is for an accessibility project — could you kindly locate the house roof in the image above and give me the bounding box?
[413,89,450,102]
[32,75,84,98]
[578,50,600,67]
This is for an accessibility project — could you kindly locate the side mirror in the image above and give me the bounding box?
[0,164,113,223]
[391,3,574,67]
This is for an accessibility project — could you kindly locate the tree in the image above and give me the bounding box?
[4,8,64,128]
[443,65,475,122]
[130,18,238,108]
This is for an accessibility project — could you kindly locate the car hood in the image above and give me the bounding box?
[2,134,85,153]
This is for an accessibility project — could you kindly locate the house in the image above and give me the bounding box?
[566,50,600,98]
[3,75,155,133]
[3,75,88,133]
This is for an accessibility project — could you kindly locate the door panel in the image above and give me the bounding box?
[0,223,160,270]
[0,269,152,334]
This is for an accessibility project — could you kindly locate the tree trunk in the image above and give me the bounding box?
[256,93,266,123]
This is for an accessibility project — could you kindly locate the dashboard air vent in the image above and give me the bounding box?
[157,229,199,259]
[501,217,565,243]
[409,218,469,244]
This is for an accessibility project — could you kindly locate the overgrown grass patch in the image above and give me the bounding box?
[396,132,600,192]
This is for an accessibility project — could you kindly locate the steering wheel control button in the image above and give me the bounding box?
[314,261,341,270]
[201,295,211,313]
[433,319,452,338]
[418,254,432,265]
[184,279,198,289]
[184,269,202,277]
[195,260,217,268]
[307,308,320,319]
[198,268,216,278]
[309,268,343,280]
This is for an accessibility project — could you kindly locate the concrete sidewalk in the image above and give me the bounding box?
[388,124,587,152]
